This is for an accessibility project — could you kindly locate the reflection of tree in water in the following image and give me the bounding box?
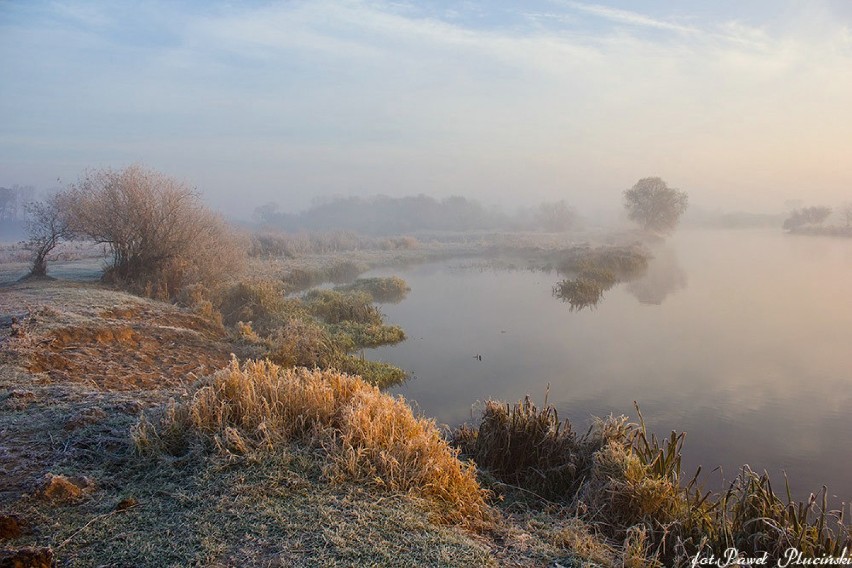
[626,246,687,305]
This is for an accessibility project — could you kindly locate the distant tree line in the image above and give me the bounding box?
[0,185,36,239]
[782,204,852,237]
[254,195,579,235]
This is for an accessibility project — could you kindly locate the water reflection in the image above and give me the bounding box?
[553,246,650,310]
[626,246,687,305]
[554,245,687,309]
[365,230,852,501]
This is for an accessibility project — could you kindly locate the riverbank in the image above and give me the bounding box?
[0,278,625,566]
[3,232,850,566]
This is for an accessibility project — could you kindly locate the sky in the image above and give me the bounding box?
[2,0,852,218]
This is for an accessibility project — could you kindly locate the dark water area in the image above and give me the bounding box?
[365,229,852,502]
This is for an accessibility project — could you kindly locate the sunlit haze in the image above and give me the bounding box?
[3,0,852,218]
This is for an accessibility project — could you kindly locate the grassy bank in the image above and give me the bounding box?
[4,233,847,566]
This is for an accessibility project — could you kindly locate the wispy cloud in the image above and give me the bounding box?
[2,0,852,214]
[561,1,699,33]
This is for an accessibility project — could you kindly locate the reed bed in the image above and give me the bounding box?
[132,359,487,525]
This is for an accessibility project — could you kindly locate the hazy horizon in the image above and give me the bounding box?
[3,0,852,218]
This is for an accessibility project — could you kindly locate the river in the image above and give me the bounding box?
[366,229,852,501]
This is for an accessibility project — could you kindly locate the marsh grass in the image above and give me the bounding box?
[305,289,383,326]
[282,260,369,291]
[454,397,852,565]
[335,276,411,303]
[133,359,487,525]
[208,279,406,386]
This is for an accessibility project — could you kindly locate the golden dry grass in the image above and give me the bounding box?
[133,358,488,525]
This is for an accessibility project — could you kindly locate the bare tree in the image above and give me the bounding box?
[623,177,688,233]
[65,164,244,296]
[24,192,73,277]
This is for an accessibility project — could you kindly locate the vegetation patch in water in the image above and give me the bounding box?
[552,245,649,310]
[335,276,410,303]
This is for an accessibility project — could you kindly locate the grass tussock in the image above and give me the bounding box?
[454,398,852,565]
[206,278,407,387]
[305,289,383,326]
[335,276,411,303]
[453,397,631,501]
[218,279,305,333]
[132,358,487,525]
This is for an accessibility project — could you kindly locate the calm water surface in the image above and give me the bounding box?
[366,229,852,501]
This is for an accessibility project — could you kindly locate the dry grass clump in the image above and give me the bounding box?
[209,277,406,387]
[305,290,383,326]
[453,398,631,501]
[218,279,304,333]
[265,317,341,369]
[335,276,411,303]
[132,359,487,524]
[455,397,852,565]
[262,319,406,388]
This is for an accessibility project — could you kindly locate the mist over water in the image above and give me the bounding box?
[366,229,852,501]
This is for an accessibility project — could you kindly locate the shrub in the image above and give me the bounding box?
[65,164,244,297]
[132,359,487,524]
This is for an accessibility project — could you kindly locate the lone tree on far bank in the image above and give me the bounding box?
[623,177,688,233]
[24,192,73,277]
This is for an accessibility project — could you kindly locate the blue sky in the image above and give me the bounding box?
[2,0,852,217]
